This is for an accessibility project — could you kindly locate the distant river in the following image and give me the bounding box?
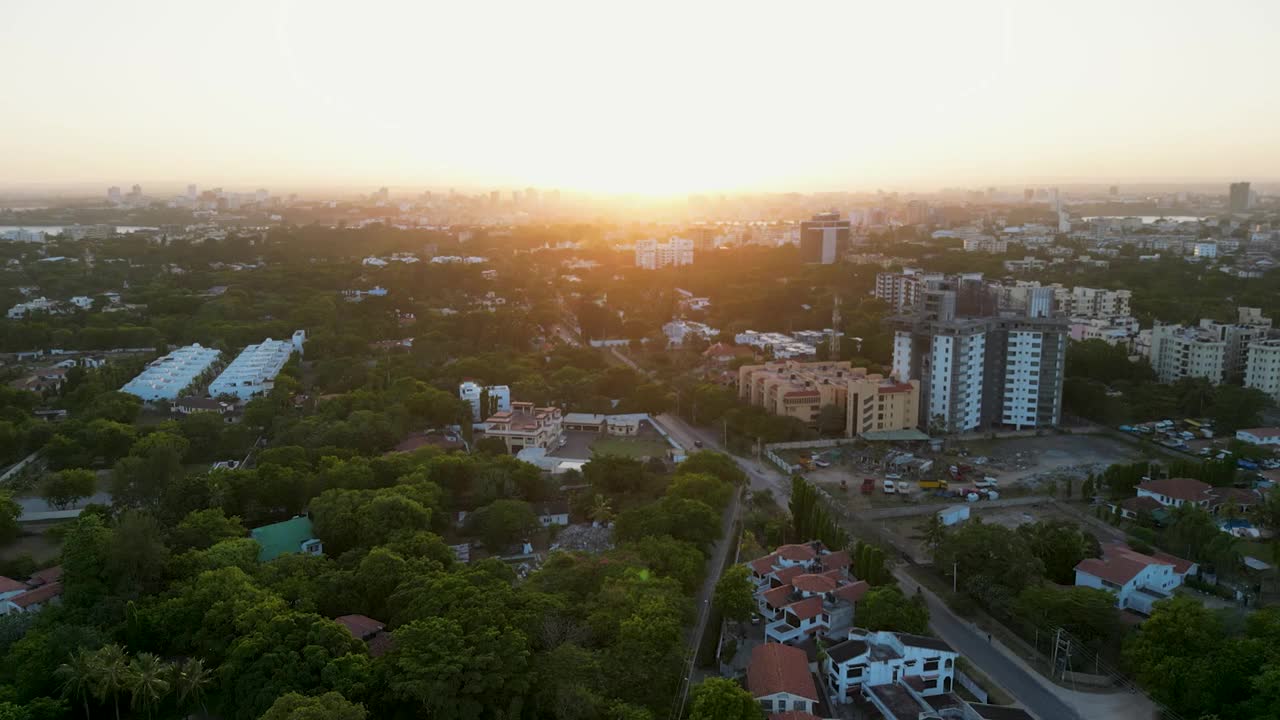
[0,225,156,234]
[1081,216,1205,223]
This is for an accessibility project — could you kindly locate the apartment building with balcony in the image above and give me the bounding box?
[737,361,919,437]
[823,629,958,705]
[483,401,563,454]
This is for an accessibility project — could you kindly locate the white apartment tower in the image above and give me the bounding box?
[1246,339,1280,404]
[635,237,694,270]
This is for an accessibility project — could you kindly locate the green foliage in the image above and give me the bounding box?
[1012,585,1123,656]
[468,499,537,550]
[1015,520,1101,585]
[260,692,366,720]
[666,472,733,511]
[40,468,97,511]
[788,476,849,556]
[712,565,756,623]
[0,491,19,546]
[855,585,930,634]
[615,497,721,550]
[688,677,763,720]
[934,520,1045,610]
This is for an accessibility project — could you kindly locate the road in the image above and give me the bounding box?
[656,412,790,502]
[894,567,1081,720]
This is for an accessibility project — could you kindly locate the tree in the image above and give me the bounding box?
[677,452,746,486]
[383,618,530,719]
[817,404,846,435]
[88,644,129,720]
[1012,585,1121,657]
[171,657,212,718]
[41,469,97,511]
[713,565,756,622]
[688,677,763,720]
[919,515,947,560]
[1123,596,1224,718]
[169,508,245,552]
[934,521,1045,609]
[855,585,930,634]
[1015,520,1099,585]
[474,437,509,455]
[469,499,537,550]
[125,653,171,720]
[666,473,732,511]
[55,649,97,720]
[0,490,19,546]
[260,692,366,720]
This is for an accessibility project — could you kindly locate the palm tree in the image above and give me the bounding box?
[125,653,171,720]
[588,494,613,525]
[172,657,213,719]
[56,649,96,720]
[920,515,947,560]
[88,644,129,720]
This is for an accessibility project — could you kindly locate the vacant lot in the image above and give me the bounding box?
[879,500,1080,561]
[945,433,1149,489]
[590,435,671,459]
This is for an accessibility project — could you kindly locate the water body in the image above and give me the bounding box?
[1081,216,1205,223]
[0,225,156,234]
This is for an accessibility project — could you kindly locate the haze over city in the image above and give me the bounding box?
[4,0,1280,194]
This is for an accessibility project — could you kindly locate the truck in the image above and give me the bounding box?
[919,478,949,490]
[861,478,875,495]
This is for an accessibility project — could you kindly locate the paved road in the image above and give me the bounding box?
[894,567,1080,720]
[656,413,790,502]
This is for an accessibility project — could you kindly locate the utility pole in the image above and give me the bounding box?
[953,562,958,593]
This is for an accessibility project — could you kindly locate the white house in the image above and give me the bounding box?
[1135,477,1213,509]
[747,643,818,716]
[1237,428,1280,446]
[534,500,570,527]
[459,381,511,421]
[1074,543,1197,614]
[822,629,958,705]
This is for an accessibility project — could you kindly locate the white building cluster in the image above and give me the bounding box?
[121,344,223,401]
[207,331,306,401]
[734,329,840,359]
[459,380,512,421]
[634,237,694,269]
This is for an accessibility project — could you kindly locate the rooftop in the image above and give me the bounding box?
[250,516,317,562]
[748,643,818,701]
[1138,477,1212,503]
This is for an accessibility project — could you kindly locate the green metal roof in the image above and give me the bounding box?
[250,516,318,562]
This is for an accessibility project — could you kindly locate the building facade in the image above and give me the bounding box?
[208,331,305,401]
[737,361,920,437]
[121,344,222,401]
[634,237,694,269]
[1246,339,1280,404]
[799,212,850,264]
[459,381,511,421]
[483,401,563,453]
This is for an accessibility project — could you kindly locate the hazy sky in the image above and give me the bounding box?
[3,0,1278,194]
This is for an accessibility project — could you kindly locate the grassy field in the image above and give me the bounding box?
[590,435,670,458]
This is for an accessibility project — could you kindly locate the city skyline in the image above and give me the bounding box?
[4,0,1280,194]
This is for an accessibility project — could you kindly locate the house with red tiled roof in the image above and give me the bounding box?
[0,567,65,616]
[1074,543,1197,614]
[334,614,394,657]
[747,643,818,717]
[1136,478,1213,509]
[746,542,871,644]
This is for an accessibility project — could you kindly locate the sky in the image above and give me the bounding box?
[3,0,1279,195]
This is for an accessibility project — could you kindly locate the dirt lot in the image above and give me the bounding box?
[943,433,1148,490]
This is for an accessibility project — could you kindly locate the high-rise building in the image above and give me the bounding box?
[1229,182,1252,213]
[490,190,500,205]
[187,184,197,200]
[1149,323,1227,384]
[799,212,850,264]
[107,186,121,203]
[1049,187,1062,215]
[525,187,539,206]
[889,293,1067,432]
[1023,188,1034,202]
[1245,339,1280,405]
[635,237,694,269]
[1109,185,1119,196]
[905,200,929,225]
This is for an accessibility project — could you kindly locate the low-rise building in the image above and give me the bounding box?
[0,567,63,616]
[121,344,222,401]
[460,381,511,421]
[208,331,305,401]
[1237,427,1280,446]
[823,629,958,705]
[1136,477,1213,510]
[1074,543,1196,614]
[738,361,920,437]
[484,401,563,454]
[747,643,819,717]
[250,516,323,562]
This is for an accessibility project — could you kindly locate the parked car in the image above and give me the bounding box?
[883,479,897,494]
[861,478,874,495]
[693,440,703,448]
